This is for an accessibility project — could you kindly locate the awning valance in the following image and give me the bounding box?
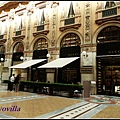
[9,59,46,69]
[38,57,79,68]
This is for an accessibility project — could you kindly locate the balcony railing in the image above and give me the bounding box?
[15,31,21,36]
[60,15,81,32]
[95,6,120,25]
[102,7,117,17]
[64,18,75,25]
[33,22,49,37]
[12,29,25,41]
[37,25,44,31]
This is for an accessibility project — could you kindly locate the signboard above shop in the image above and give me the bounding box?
[60,46,80,58]
[97,42,120,56]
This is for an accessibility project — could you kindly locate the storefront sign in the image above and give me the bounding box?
[97,42,120,56]
[33,49,48,59]
[60,46,80,58]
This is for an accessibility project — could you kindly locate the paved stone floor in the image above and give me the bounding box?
[0,83,120,119]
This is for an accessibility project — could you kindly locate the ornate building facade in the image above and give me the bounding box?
[0,1,120,96]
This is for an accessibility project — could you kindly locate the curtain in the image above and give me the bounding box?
[40,9,45,24]
[66,1,71,18]
[66,1,75,18]
[16,15,21,31]
[103,1,106,9]
[38,9,43,25]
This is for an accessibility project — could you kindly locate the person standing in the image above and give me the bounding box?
[14,74,20,92]
[72,75,78,84]
[10,74,15,91]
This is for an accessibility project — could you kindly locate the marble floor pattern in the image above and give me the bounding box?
[0,84,120,119]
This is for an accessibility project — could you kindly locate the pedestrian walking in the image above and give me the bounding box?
[10,74,15,91]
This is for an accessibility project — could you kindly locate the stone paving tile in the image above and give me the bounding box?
[0,91,30,98]
[0,84,120,119]
[0,96,80,118]
[92,106,120,118]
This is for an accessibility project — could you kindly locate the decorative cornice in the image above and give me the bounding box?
[12,35,25,41]
[59,23,81,32]
[81,66,93,74]
[0,39,7,43]
[95,15,120,25]
[0,2,29,14]
[33,30,49,37]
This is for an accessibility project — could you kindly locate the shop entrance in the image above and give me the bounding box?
[61,69,77,84]
[97,56,120,96]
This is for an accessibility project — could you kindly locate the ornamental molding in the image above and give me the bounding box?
[12,35,25,41]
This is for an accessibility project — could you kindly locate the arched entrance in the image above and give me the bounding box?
[12,42,24,76]
[58,33,81,84]
[32,38,48,82]
[96,26,120,96]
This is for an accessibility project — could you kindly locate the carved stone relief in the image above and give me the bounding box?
[96,2,102,10]
[84,2,91,43]
[61,7,65,19]
[51,3,58,47]
[75,3,81,15]
[116,1,120,5]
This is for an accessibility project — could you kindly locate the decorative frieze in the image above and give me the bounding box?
[26,2,35,50]
[81,66,93,74]
[84,2,91,44]
[51,2,59,47]
[12,34,25,41]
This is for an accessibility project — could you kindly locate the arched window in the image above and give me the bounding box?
[61,33,80,47]
[97,26,120,43]
[33,38,48,50]
[13,42,24,52]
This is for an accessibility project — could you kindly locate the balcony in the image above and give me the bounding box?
[12,29,25,41]
[95,5,120,25]
[33,23,49,37]
[59,15,81,32]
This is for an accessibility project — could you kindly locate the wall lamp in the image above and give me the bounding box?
[82,51,88,59]
[46,53,50,58]
[0,58,7,62]
[20,56,27,61]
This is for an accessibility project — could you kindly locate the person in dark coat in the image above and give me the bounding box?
[14,74,21,92]
[72,75,78,84]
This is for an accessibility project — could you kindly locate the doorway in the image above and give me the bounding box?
[97,56,120,96]
[61,69,77,84]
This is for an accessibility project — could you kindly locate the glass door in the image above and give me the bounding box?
[97,56,120,96]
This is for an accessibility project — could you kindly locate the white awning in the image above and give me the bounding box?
[38,57,79,68]
[9,59,46,69]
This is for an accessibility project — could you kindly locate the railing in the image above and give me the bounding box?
[64,17,75,25]
[37,25,44,31]
[102,7,117,17]
[15,31,21,36]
